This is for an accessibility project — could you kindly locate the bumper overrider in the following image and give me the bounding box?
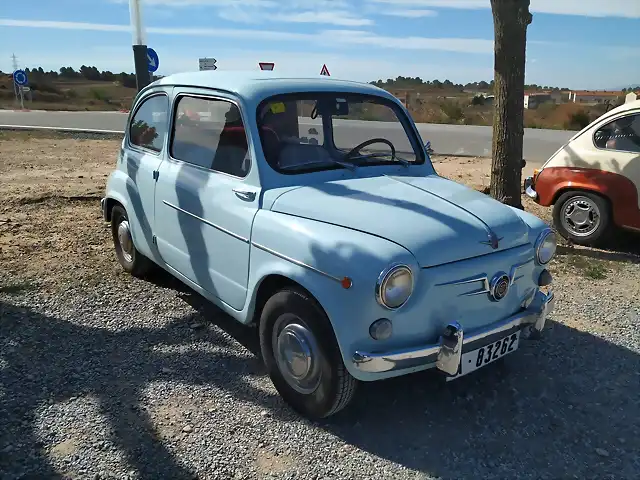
[100,197,108,222]
[352,288,554,376]
[524,176,537,200]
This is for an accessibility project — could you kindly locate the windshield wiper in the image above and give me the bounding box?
[347,152,410,167]
[279,158,357,171]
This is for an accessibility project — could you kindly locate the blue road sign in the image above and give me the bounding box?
[147,48,159,73]
[13,69,28,86]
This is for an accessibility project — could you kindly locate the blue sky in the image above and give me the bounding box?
[1,0,639,89]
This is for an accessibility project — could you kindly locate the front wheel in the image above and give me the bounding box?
[553,191,612,246]
[259,288,357,419]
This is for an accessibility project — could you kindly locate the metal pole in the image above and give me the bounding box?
[129,0,150,92]
[11,53,19,104]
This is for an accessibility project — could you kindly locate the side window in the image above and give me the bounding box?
[594,114,640,153]
[129,94,169,153]
[170,95,250,177]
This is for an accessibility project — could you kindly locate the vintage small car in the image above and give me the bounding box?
[102,71,556,419]
[525,99,640,246]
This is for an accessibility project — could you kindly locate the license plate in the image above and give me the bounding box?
[446,331,520,381]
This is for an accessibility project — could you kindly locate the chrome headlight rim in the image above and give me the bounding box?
[535,228,557,265]
[375,263,414,310]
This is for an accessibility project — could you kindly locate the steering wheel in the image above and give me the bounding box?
[344,138,396,160]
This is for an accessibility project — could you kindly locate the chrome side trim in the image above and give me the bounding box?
[162,200,249,243]
[353,289,555,374]
[251,242,344,284]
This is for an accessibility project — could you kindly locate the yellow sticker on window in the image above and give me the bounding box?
[269,102,286,114]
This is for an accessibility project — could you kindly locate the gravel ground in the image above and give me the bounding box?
[1,131,639,479]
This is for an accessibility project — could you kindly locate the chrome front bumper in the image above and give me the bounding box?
[352,289,555,375]
[524,176,538,199]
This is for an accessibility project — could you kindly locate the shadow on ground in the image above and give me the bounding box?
[1,281,638,479]
[556,228,640,264]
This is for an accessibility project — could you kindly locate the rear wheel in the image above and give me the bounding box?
[259,287,357,419]
[553,191,612,246]
[111,205,153,277]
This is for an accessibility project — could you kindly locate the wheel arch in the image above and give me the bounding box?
[249,273,327,327]
[551,186,612,208]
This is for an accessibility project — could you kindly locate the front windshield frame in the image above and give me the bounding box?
[255,91,426,175]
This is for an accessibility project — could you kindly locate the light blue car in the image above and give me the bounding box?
[102,71,556,419]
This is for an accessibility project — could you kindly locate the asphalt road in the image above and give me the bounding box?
[0,110,576,164]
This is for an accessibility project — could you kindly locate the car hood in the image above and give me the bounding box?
[269,174,531,268]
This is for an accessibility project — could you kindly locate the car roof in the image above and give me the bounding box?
[147,70,398,104]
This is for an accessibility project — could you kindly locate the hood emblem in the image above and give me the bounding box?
[481,231,503,249]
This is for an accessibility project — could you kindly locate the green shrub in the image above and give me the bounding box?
[565,110,590,130]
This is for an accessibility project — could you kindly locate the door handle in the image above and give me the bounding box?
[233,188,256,201]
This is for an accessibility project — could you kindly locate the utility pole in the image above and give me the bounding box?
[129,0,150,92]
[11,53,19,104]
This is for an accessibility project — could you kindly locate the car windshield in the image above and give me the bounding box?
[256,92,424,174]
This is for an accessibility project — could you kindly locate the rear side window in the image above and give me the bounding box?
[129,94,169,153]
[594,114,640,153]
[170,95,251,178]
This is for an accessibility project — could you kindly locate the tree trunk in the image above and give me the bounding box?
[490,0,532,209]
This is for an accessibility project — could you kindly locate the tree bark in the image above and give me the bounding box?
[490,0,532,209]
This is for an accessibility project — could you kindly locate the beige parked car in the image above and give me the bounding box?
[525,99,640,246]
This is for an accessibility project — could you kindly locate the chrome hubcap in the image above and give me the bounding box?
[117,220,134,263]
[562,196,600,237]
[273,315,321,394]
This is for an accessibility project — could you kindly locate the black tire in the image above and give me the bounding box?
[553,191,612,247]
[111,205,153,277]
[259,287,357,419]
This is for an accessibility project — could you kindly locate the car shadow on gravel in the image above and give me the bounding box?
[556,229,640,264]
[154,286,640,479]
[0,298,277,479]
[323,319,640,479]
[2,293,638,480]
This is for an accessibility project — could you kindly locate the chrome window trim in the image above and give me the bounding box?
[591,111,640,154]
[126,91,170,156]
[168,92,253,179]
[162,200,249,243]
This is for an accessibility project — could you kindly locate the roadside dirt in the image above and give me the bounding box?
[0,130,632,295]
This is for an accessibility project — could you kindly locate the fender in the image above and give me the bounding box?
[104,170,160,263]
[245,209,419,381]
[535,166,640,229]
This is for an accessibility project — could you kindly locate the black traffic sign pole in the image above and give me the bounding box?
[133,44,150,92]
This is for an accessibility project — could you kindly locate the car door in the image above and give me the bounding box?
[153,89,260,310]
[122,90,170,258]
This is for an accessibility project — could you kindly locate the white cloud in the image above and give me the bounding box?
[380,9,438,18]
[0,19,492,54]
[266,11,374,26]
[369,0,640,18]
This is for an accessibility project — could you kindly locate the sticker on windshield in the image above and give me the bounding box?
[270,102,286,114]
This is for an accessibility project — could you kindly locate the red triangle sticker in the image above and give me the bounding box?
[320,64,330,76]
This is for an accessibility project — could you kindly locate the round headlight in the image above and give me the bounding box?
[535,229,557,265]
[376,265,414,309]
